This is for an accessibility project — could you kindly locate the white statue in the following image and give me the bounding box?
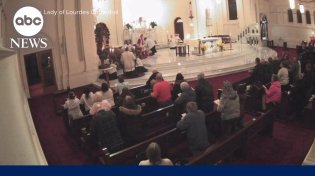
[206,7,212,26]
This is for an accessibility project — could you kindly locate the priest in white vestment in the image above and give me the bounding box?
[144,37,156,56]
[121,48,138,78]
[169,35,176,49]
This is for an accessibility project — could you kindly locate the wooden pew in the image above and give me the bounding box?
[218,77,252,99]
[52,86,70,115]
[99,110,222,165]
[81,105,179,164]
[136,96,159,114]
[274,92,291,123]
[130,85,151,99]
[244,82,271,115]
[142,105,177,139]
[301,100,315,130]
[186,107,276,165]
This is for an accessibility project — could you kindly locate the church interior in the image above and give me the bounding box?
[1,0,315,165]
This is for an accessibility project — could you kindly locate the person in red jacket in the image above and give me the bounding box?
[151,73,173,108]
[262,74,282,111]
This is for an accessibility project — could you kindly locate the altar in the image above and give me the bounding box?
[188,37,222,55]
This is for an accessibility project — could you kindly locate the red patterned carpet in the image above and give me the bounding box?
[28,47,315,165]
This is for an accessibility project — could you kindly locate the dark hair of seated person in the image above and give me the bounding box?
[122,96,137,109]
[175,73,184,82]
[101,83,109,93]
[237,84,246,94]
[69,92,75,100]
[146,142,162,165]
[83,86,91,99]
[120,87,133,98]
[118,76,124,83]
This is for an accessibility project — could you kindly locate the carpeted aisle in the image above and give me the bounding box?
[28,47,315,165]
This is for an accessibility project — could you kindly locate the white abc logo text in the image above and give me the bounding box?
[13,6,43,37]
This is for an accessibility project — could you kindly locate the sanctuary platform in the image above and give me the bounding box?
[93,44,277,88]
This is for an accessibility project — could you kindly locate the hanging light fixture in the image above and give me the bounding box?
[299,3,305,13]
[189,1,194,19]
[289,0,295,9]
[216,0,221,5]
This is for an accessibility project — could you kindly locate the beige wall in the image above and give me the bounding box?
[5,0,99,98]
[0,52,47,165]
[259,0,315,48]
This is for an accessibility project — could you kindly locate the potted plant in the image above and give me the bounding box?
[126,23,133,30]
[217,42,225,52]
[150,21,157,29]
[201,45,209,55]
[95,22,110,68]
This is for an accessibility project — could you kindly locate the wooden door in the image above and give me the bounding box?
[174,18,184,40]
[37,49,57,95]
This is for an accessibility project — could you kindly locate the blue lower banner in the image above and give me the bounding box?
[1,166,315,176]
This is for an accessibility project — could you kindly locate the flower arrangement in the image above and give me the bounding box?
[201,45,209,52]
[217,42,225,52]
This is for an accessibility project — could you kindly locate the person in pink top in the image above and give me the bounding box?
[151,73,173,108]
[90,92,112,115]
[262,74,282,111]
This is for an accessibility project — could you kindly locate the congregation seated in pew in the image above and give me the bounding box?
[171,73,185,102]
[89,104,124,153]
[151,73,173,108]
[174,82,196,115]
[118,96,145,147]
[139,142,173,166]
[115,87,136,107]
[177,102,210,156]
[261,74,281,112]
[63,92,84,120]
[90,92,111,115]
[195,72,215,114]
[217,81,240,138]
[101,83,115,106]
[80,86,95,114]
[116,76,129,95]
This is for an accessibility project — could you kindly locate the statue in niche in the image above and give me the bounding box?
[206,7,212,26]
[137,17,147,29]
[260,16,268,40]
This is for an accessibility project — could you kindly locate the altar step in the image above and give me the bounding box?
[92,44,277,89]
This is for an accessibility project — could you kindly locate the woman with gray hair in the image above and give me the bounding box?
[174,82,196,114]
[217,81,240,137]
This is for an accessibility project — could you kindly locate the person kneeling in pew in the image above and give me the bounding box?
[176,102,210,156]
[139,142,173,166]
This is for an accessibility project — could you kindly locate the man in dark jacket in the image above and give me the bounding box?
[146,69,159,89]
[249,58,265,84]
[303,64,314,100]
[90,109,124,153]
[174,82,196,114]
[177,102,209,155]
[195,72,214,114]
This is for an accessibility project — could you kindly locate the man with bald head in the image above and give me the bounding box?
[151,73,173,108]
[146,69,159,89]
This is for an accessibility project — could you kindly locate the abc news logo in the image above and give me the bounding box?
[10,6,47,49]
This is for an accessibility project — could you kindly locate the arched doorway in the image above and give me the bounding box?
[174,17,184,41]
[260,15,268,41]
